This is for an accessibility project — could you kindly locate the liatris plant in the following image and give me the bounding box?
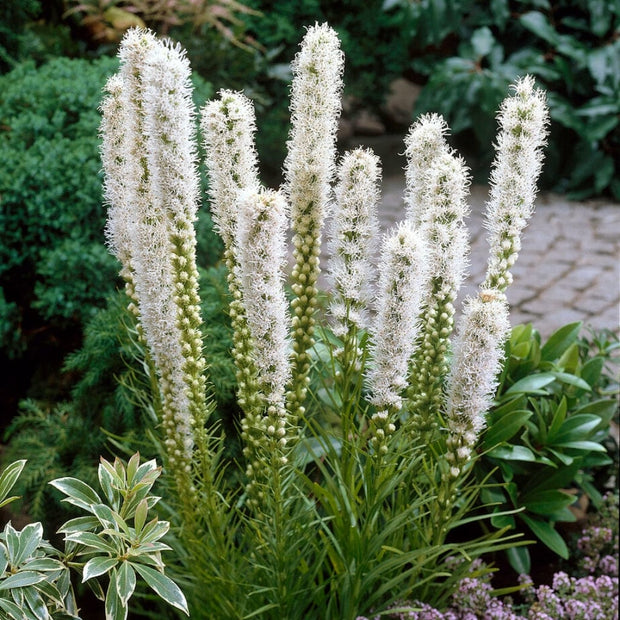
[100,24,549,619]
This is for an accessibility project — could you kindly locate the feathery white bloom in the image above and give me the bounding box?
[101,29,204,454]
[100,74,133,271]
[236,189,291,408]
[419,150,470,293]
[201,90,260,248]
[328,148,381,335]
[445,289,510,439]
[482,75,549,292]
[284,22,344,418]
[284,23,344,228]
[404,113,450,226]
[368,222,427,411]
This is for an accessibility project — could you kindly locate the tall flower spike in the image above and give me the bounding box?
[482,75,549,293]
[406,149,470,442]
[235,188,292,504]
[403,113,450,227]
[444,289,510,478]
[236,189,291,413]
[328,147,381,337]
[284,23,344,423]
[201,90,262,415]
[101,30,210,505]
[367,221,427,455]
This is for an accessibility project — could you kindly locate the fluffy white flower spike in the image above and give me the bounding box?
[405,145,470,440]
[102,30,208,476]
[328,148,381,336]
[236,189,291,411]
[482,75,549,293]
[201,90,260,249]
[403,113,450,226]
[368,222,427,453]
[444,289,510,474]
[284,23,344,420]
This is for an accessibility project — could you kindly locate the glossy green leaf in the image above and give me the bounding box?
[520,514,568,558]
[540,322,582,361]
[488,445,537,462]
[505,373,555,395]
[520,11,559,45]
[522,490,576,516]
[553,414,603,440]
[131,562,189,615]
[483,410,532,448]
[471,27,495,58]
[552,440,606,452]
[551,372,591,392]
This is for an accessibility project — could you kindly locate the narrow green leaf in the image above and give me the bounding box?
[134,499,148,535]
[131,562,189,615]
[520,514,569,558]
[547,397,567,439]
[506,545,531,574]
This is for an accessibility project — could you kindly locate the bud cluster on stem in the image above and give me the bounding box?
[284,23,344,424]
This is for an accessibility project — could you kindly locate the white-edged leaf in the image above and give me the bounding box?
[0,570,47,590]
[0,461,26,507]
[130,562,188,615]
[13,523,43,566]
[116,561,136,608]
[49,478,101,512]
[82,557,118,582]
[64,532,118,555]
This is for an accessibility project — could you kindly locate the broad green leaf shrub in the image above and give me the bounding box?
[398,0,619,199]
[0,55,120,359]
[477,322,619,574]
